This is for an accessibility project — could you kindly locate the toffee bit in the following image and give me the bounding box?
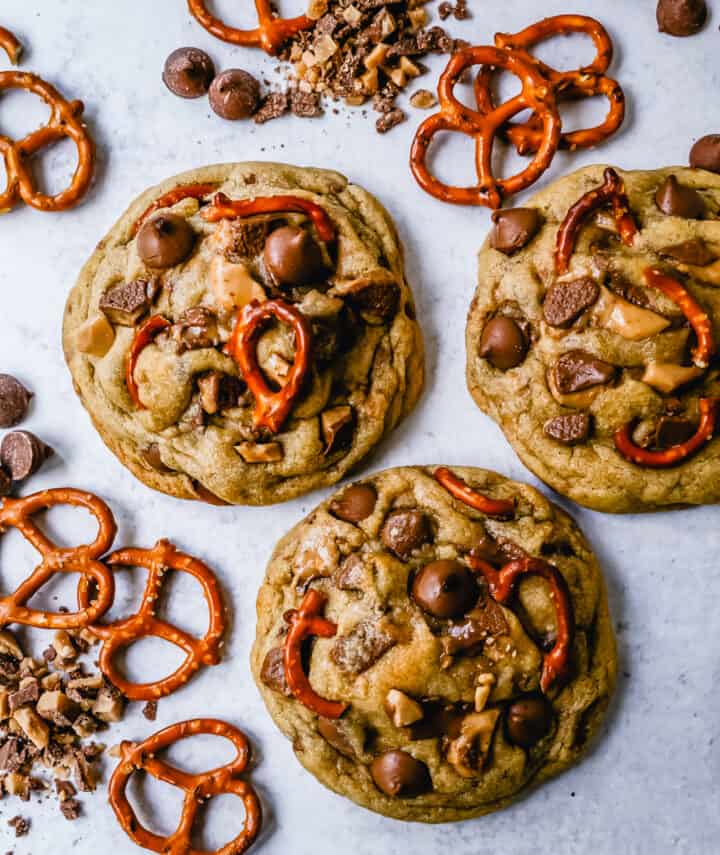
[142,701,158,721]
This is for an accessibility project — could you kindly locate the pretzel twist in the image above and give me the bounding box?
[126,314,171,409]
[0,26,22,65]
[228,299,312,434]
[469,555,574,693]
[109,718,262,855]
[410,46,562,209]
[132,182,218,236]
[433,466,515,519]
[555,167,638,275]
[0,488,116,630]
[283,590,348,719]
[188,0,312,56]
[77,539,225,701]
[0,71,95,213]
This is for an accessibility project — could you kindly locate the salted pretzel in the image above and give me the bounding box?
[0,488,115,630]
[0,71,94,214]
[434,466,515,519]
[474,15,625,155]
[614,397,720,468]
[469,554,574,693]
[283,589,348,719]
[110,718,261,855]
[228,299,312,434]
[126,314,171,408]
[132,182,218,236]
[555,167,638,275]
[410,46,562,209]
[77,539,225,701]
[0,26,22,65]
[188,0,312,56]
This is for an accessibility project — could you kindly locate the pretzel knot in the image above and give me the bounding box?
[109,718,262,855]
[474,15,625,155]
[0,488,116,630]
[77,540,226,701]
[188,0,312,56]
[410,45,562,209]
[283,590,348,719]
[228,299,312,434]
[0,71,95,214]
[433,466,515,519]
[469,555,575,693]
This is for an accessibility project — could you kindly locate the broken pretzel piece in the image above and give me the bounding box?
[434,466,515,519]
[125,314,170,408]
[131,182,217,236]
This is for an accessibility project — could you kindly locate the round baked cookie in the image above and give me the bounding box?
[251,465,616,823]
[467,164,720,513]
[63,163,423,505]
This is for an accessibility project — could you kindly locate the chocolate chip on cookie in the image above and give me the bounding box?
[370,750,432,798]
[260,647,292,697]
[656,0,707,36]
[479,317,527,370]
[0,374,32,428]
[318,717,356,758]
[489,208,540,255]
[331,619,397,674]
[660,239,716,266]
[505,695,554,748]
[655,416,696,448]
[209,69,260,120]
[655,175,705,219]
[544,413,591,445]
[553,351,616,394]
[263,226,327,287]
[329,484,377,522]
[0,431,53,481]
[162,47,216,99]
[99,279,155,326]
[381,510,431,559]
[543,278,600,328]
[346,281,401,322]
[412,559,478,619]
[137,214,195,269]
[690,134,720,173]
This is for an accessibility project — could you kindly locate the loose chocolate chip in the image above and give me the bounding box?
[690,134,720,173]
[99,279,153,326]
[263,226,327,287]
[655,175,705,219]
[370,750,431,798]
[0,374,32,428]
[543,278,599,328]
[505,695,554,748]
[553,350,616,394]
[162,47,216,98]
[479,317,528,371]
[381,510,431,559]
[0,431,53,481]
[209,69,260,120]
[260,647,292,696]
[661,239,716,266]
[657,0,707,36]
[318,717,356,758]
[655,416,696,447]
[137,214,195,269]
[329,484,377,522]
[489,208,540,255]
[412,559,478,619]
[544,413,591,445]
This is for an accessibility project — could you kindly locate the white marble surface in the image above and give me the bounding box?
[1,1,719,852]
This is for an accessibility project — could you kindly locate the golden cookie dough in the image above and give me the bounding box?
[251,465,616,823]
[63,163,424,505]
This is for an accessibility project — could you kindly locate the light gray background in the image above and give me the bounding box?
[0,1,718,853]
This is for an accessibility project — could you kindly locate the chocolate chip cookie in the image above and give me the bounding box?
[251,465,616,822]
[467,164,720,513]
[63,163,423,505]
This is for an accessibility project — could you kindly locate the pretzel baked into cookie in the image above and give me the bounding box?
[252,465,616,822]
[63,163,424,506]
[467,164,720,512]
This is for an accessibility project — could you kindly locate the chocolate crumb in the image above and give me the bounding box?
[254,92,289,124]
[376,108,405,133]
[8,817,30,838]
[142,701,158,721]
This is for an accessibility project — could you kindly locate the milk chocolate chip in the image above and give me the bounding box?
[209,69,260,120]
[412,559,478,619]
[0,431,53,481]
[370,750,431,797]
[661,239,716,266]
[162,47,216,98]
[490,208,540,255]
[690,134,720,173]
[553,350,616,394]
[505,695,554,748]
[0,375,32,428]
[655,416,696,447]
[99,279,155,326]
[544,413,591,445]
[657,0,707,36]
[655,175,705,219]
[263,226,327,287]
[329,484,377,522]
[543,278,599,328]
[137,215,195,269]
[381,510,431,559]
[479,317,527,370]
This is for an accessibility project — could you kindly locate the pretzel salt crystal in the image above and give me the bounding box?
[434,467,516,519]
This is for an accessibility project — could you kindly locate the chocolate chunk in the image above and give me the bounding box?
[470,536,506,567]
[346,281,400,322]
[221,219,270,262]
[553,350,616,394]
[329,484,377,522]
[263,226,327,287]
[543,278,599,328]
[655,175,705,219]
[141,443,170,472]
[290,90,323,118]
[408,700,468,740]
[99,279,153,326]
[544,413,591,445]
[505,694,554,748]
[137,214,195,269]
[376,108,406,134]
[209,69,260,120]
[655,416,696,447]
[60,797,81,820]
[0,467,10,498]
[661,239,716,266]
[9,679,39,712]
[142,701,158,721]
[0,652,20,679]
[170,307,218,351]
[657,0,707,36]
[0,736,29,772]
[411,559,478,619]
[197,371,245,414]
[335,553,367,591]
[370,750,431,797]
[0,431,53,481]
[8,815,30,837]
[381,510,431,559]
[442,597,509,657]
[690,134,720,173]
[318,717,356,758]
[330,619,396,674]
[260,648,291,696]
[162,47,216,98]
[479,316,528,370]
[0,375,32,428]
[490,208,540,255]
[253,91,289,124]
